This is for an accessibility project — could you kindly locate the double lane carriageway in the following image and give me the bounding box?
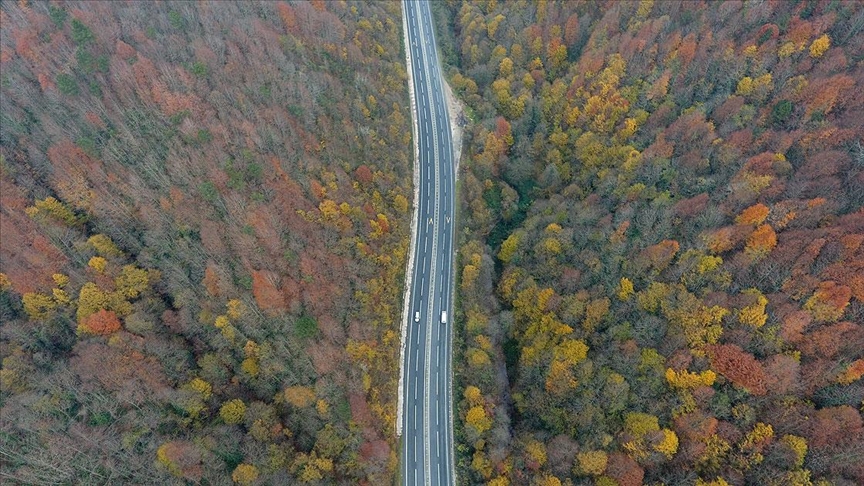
[399,0,456,485]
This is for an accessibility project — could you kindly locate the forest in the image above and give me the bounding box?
[433,0,864,484]
[1,1,412,483]
[2,1,864,485]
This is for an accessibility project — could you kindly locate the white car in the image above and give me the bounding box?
[414,311,420,322]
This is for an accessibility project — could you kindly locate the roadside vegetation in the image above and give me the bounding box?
[1,1,411,483]
[435,0,864,484]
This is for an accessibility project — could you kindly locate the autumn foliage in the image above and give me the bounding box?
[1,0,862,484]
[0,1,411,484]
[735,203,770,226]
[706,344,768,396]
[156,441,203,481]
[448,0,864,484]
[78,309,122,336]
[804,281,852,322]
[744,224,777,259]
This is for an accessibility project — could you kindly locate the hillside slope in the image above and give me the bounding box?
[1,1,410,483]
[438,0,864,484]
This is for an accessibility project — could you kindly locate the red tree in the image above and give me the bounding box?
[276,2,299,35]
[707,344,768,395]
[80,309,122,336]
[355,165,373,185]
[564,13,579,47]
[641,239,680,272]
[252,269,286,313]
[605,452,644,486]
[808,406,863,448]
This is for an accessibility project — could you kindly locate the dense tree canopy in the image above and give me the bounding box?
[2,1,863,484]
[435,0,864,484]
[1,0,411,483]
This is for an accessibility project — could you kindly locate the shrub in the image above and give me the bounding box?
[56,73,79,95]
[771,100,793,127]
[71,19,95,45]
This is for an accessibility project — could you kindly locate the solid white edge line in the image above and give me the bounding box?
[422,1,458,482]
[398,1,425,484]
[416,5,439,483]
[400,1,460,484]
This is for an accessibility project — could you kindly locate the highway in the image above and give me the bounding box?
[399,0,456,485]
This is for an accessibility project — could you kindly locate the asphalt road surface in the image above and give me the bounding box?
[400,0,456,484]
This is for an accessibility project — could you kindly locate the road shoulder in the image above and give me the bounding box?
[440,77,466,178]
[396,0,421,439]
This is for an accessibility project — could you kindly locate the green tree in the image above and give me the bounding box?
[70,19,95,45]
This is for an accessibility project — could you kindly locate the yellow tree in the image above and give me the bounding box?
[809,34,830,58]
[533,473,562,486]
[662,287,728,352]
[575,450,607,476]
[654,429,679,459]
[284,386,316,408]
[737,422,774,468]
[625,412,659,436]
[622,412,678,462]
[88,256,107,273]
[618,277,635,301]
[804,281,851,322]
[187,378,212,400]
[524,439,547,467]
[28,196,78,225]
[464,385,483,406]
[232,464,259,485]
[461,253,482,291]
[665,368,716,390]
[698,435,732,474]
[781,435,808,469]
[22,293,57,320]
[227,299,245,319]
[737,289,768,328]
[486,14,504,38]
[87,234,123,257]
[466,405,492,434]
[637,282,672,313]
[472,448,493,479]
[696,478,730,486]
[220,399,247,424]
[76,282,132,321]
[498,232,522,263]
[545,358,577,395]
[115,265,150,298]
[499,57,513,77]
